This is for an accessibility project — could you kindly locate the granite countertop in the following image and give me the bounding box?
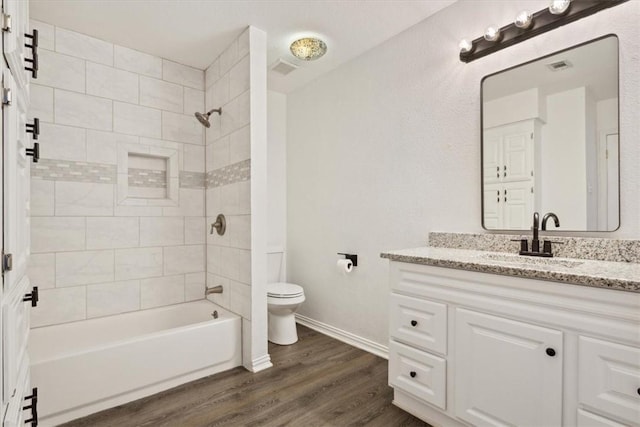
[380,246,640,293]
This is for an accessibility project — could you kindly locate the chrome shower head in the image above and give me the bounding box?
[194,108,222,128]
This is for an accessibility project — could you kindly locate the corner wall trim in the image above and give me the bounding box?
[295,314,389,360]
[245,354,273,373]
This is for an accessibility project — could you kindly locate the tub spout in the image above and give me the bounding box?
[205,285,223,296]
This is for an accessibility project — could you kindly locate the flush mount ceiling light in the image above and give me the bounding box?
[459,0,627,63]
[289,37,327,61]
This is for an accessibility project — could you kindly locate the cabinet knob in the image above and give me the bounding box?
[410,320,417,327]
[409,371,416,378]
[637,387,640,396]
[545,348,556,357]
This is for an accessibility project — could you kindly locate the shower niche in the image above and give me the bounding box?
[117,145,180,206]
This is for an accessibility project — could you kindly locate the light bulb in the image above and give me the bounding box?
[515,10,533,28]
[459,39,473,53]
[484,26,501,42]
[549,0,571,15]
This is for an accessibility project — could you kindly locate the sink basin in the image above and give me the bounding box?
[479,253,584,268]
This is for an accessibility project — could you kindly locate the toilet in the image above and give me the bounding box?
[267,282,305,345]
[267,249,305,345]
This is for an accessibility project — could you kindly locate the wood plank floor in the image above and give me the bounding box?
[63,325,429,427]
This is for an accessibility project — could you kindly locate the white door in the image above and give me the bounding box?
[2,0,35,424]
[454,308,563,427]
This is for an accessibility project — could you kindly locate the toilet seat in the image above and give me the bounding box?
[267,282,304,298]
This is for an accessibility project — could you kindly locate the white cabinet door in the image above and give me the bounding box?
[454,308,563,427]
[483,134,501,184]
[503,130,532,182]
[579,336,640,426]
[502,181,533,229]
[483,184,501,229]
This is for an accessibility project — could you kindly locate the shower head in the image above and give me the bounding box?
[194,108,222,128]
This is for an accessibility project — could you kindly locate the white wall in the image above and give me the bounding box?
[286,0,640,348]
[267,91,287,254]
[541,87,588,229]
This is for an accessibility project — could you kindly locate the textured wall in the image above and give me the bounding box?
[286,0,640,347]
[28,20,207,327]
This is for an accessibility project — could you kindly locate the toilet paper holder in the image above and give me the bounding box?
[337,253,358,267]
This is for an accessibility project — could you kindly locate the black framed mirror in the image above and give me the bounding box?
[481,35,619,232]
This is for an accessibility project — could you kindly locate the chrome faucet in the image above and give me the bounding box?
[205,285,223,296]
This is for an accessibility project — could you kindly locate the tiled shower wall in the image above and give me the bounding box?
[204,29,252,323]
[27,20,207,327]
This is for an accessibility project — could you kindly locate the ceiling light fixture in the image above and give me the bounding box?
[290,37,327,61]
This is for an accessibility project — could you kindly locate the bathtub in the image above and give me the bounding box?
[30,300,242,426]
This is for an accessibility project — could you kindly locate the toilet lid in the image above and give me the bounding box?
[267,282,304,298]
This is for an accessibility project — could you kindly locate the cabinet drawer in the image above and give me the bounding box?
[577,409,628,427]
[388,341,446,410]
[390,293,447,355]
[579,336,640,426]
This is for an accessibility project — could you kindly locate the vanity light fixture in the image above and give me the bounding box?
[290,37,327,61]
[549,0,571,15]
[514,10,533,29]
[459,0,628,63]
[458,39,473,54]
[483,26,501,42]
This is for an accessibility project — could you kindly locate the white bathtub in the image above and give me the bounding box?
[30,300,242,426]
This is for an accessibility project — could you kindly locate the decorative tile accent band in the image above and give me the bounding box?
[31,159,116,183]
[428,232,640,263]
[180,171,206,189]
[206,159,251,188]
[32,159,206,189]
[128,168,167,188]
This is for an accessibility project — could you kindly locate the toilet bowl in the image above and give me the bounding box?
[267,282,305,345]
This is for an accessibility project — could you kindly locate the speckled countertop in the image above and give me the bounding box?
[380,246,640,293]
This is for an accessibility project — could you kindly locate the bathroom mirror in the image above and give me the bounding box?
[481,35,619,231]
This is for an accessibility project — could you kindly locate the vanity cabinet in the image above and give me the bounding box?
[454,308,563,426]
[388,261,640,427]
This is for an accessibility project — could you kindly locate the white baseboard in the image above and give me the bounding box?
[295,314,388,359]
[245,354,273,373]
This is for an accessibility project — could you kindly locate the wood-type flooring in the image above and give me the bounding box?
[64,325,429,427]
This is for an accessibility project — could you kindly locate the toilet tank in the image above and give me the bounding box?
[267,248,285,283]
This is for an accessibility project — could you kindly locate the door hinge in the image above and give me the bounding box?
[2,252,13,273]
[531,187,534,194]
[530,132,533,139]
[2,87,12,106]
[2,13,11,33]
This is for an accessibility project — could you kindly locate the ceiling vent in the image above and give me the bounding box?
[546,60,573,72]
[271,59,298,75]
